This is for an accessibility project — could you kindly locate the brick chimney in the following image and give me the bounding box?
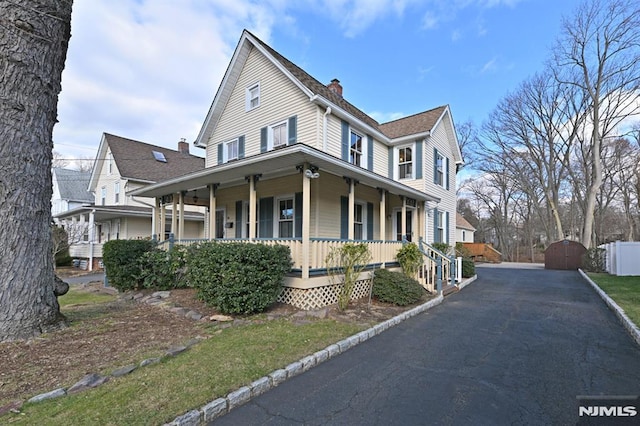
[178,137,189,154]
[327,78,343,97]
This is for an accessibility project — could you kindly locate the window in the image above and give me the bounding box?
[436,211,445,242]
[278,198,294,238]
[350,131,363,166]
[225,139,238,162]
[398,146,413,179]
[100,187,106,206]
[246,83,260,111]
[354,204,364,240]
[107,152,113,174]
[272,122,287,148]
[114,182,120,203]
[435,151,444,186]
[152,150,167,163]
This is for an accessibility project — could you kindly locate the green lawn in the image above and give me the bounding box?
[7,320,363,425]
[58,287,117,309]
[587,273,640,328]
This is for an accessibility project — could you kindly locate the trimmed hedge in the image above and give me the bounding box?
[582,247,606,272]
[137,245,189,290]
[186,242,292,315]
[461,257,475,278]
[372,269,424,306]
[102,239,155,291]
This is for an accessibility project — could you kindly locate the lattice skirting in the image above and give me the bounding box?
[278,279,373,310]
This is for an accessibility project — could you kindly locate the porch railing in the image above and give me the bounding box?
[417,238,455,294]
[160,235,403,272]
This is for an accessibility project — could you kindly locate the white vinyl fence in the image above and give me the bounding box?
[600,241,640,276]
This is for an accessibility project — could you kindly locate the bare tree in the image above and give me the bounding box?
[0,1,73,341]
[551,0,640,248]
[52,150,68,168]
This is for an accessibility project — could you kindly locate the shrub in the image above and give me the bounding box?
[186,242,292,315]
[582,247,606,272]
[461,257,475,278]
[137,245,188,290]
[372,269,424,306]
[325,243,371,311]
[102,239,155,291]
[431,242,451,255]
[396,243,423,279]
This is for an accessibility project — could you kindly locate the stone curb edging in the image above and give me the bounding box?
[578,269,640,347]
[165,294,445,426]
[457,274,477,291]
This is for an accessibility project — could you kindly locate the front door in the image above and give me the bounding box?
[215,209,225,239]
[395,210,413,242]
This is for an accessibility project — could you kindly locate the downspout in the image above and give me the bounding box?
[323,107,332,151]
[88,209,95,271]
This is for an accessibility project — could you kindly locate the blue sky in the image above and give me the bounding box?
[52,0,584,163]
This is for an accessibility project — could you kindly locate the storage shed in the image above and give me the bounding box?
[544,240,587,270]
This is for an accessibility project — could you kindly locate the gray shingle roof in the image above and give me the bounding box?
[105,133,205,182]
[378,106,448,139]
[53,168,93,202]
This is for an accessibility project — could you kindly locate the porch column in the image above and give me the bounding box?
[302,164,311,279]
[171,194,178,238]
[348,179,355,240]
[248,176,257,241]
[88,210,95,271]
[401,196,407,241]
[160,198,166,241]
[179,191,185,241]
[209,185,216,240]
[378,189,386,241]
[153,197,160,239]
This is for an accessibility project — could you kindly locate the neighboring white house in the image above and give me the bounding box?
[456,212,476,243]
[131,30,463,308]
[51,168,93,219]
[55,133,206,270]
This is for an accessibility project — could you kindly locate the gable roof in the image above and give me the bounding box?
[89,133,205,190]
[456,212,476,231]
[53,168,93,202]
[195,29,462,162]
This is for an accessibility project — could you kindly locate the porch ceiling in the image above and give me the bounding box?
[128,144,440,203]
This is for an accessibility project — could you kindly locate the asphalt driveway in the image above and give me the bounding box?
[212,266,640,425]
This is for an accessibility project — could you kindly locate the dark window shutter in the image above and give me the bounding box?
[258,197,273,238]
[288,116,297,145]
[238,136,245,159]
[235,200,243,238]
[217,143,223,165]
[445,157,450,190]
[445,211,450,243]
[433,147,438,184]
[388,146,394,178]
[367,202,374,240]
[341,120,349,161]
[294,192,302,238]
[367,135,373,171]
[340,196,348,239]
[415,140,423,179]
[434,208,440,243]
[260,127,268,153]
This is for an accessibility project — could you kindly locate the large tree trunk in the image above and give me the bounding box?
[0,0,73,341]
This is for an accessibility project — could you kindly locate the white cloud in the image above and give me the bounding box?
[480,57,498,73]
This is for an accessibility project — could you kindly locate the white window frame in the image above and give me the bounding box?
[223,138,239,163]
[100,186,106,206]
[437,211,445,242]
[354,202,365,240]
[275,195,295,238]
[114,181,120,203]
[268,120,288,151]
[246,82,260,111]
[436,151,445,187]
[349,130,364,167]
[107,151,113,175]
[397,145,414,180]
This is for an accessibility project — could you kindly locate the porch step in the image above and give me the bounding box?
[442,284,459,296]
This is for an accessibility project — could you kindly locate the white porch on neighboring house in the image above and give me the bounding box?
[131,144,452,309]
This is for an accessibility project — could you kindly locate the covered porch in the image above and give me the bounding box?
[130,144,443,308]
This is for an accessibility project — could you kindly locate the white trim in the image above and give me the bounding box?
[392,206,416,242]
[395,143,415,180]
[223,138,239,163]
[245,81,260,111]
[269,120,288,150]
[275,194,295,238]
